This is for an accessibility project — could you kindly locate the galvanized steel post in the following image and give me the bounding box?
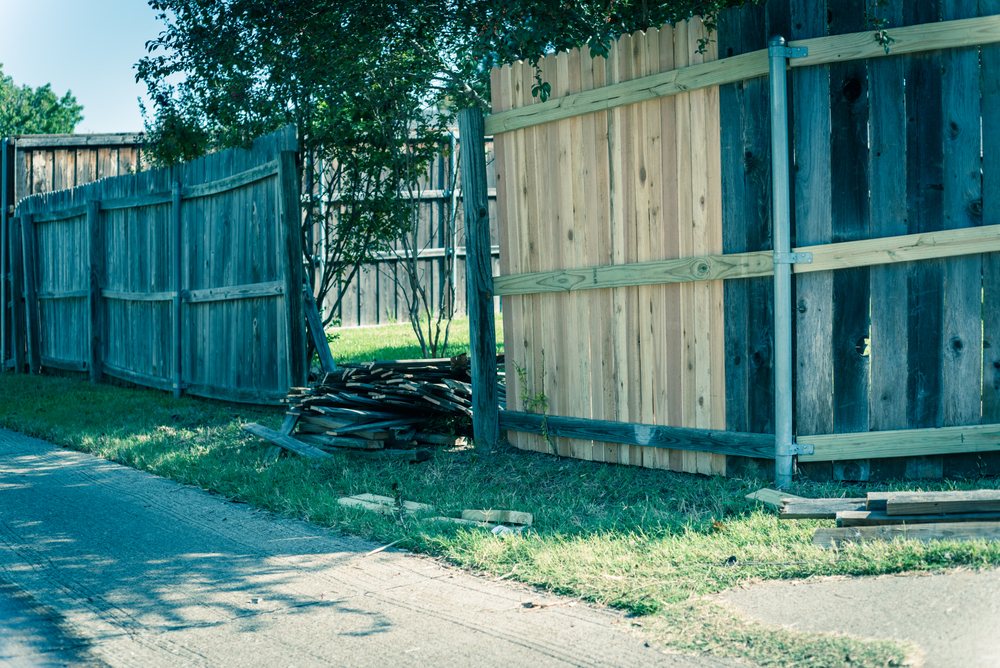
[769,36,795,489]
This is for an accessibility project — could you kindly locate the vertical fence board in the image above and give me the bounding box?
[905,1,945,435]
[983,0,1000,424]
[867,1,907,443]
[940,0,983,430]
[790,0,835,480]
[828,0,871,482]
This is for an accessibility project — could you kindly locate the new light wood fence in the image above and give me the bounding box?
[8,126,306,403]
[488,2,1000,479]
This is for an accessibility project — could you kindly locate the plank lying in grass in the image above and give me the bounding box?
[294,433,384,450]
[837,510,1000,526]
[346,449,433,462]
[337,494,434,514]
[424,516,498,530]
[813,522,1000,548]
[241,423,332,459]
[885,490,1000,516]
[866,492,891,510]
[779,498,867,519]
[461,509,533,525]
[746,489,803,509]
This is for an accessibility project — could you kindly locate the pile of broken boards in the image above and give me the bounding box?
[777,489,1000,549]
[338,494,532,534]
[244,355,499,462]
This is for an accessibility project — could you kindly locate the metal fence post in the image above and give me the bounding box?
[768,36,813,488]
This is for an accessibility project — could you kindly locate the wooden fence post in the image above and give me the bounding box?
[20,213,40,374]
[1,137,9,371]
[172,182,182,398]
[88,200,103,382]
[8,216,24,373]
[278,150,307,387]
[457,108,499,449]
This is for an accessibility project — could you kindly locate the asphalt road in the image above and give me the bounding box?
[0,428,742,668]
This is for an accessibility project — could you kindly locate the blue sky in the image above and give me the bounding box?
[0,0,166,133]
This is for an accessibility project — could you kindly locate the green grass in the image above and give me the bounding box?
[327,314,504,363]
[2,320,997,667]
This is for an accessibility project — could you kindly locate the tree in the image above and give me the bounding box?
[135,1,762,358]
[137,1,453,344]
[0,64,83,136]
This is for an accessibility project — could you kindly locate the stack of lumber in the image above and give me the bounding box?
[286,354,507,452]
[776,490,1000,548]
[242,355,506,459]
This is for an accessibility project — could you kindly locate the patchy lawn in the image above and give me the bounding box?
[2,321,997,667]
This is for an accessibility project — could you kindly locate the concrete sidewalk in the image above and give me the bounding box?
[0,428,741,668]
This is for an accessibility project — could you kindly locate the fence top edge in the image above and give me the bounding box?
[486,14,1000,135]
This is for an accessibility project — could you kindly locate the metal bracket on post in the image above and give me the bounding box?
[773,252,812,264]
[768,45,808,59]
[789,441,814,456]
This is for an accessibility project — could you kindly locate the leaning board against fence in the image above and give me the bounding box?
[10,126,306,403]
[488,6,1000,477]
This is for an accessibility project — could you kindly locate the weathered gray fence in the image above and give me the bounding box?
[8,126,306,403]
[325,136,501,327]
[1,133,143,371]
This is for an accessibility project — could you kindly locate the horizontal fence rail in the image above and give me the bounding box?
[485,15,1000,135]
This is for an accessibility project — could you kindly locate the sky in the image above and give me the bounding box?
[0,0,166,134]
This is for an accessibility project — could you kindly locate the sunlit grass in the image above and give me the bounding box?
[327,314,504,364]
[3,336,997,667]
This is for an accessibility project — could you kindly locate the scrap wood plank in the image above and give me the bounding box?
[813,521,1000,548]
[745,489,803,509]
[337,494,434,513]
[346,449,433,462]
[241,423,331,459]
[779,497,867,520]
[461,509,533,525]
[866,492,891,510]
[295,433,384,450]
[837,510,1000,527]
[884,490,1000,516]
[425,516,498,530]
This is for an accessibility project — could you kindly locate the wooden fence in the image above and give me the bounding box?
[7,126,306,403]
[487,3,1000,479]
[1,133,142,372]
[326,137,501,327]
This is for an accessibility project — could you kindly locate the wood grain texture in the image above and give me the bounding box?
[485,16,1000,136]
[789,0,834,481]
[984,0,1000,424]
[458,109,499,448]
[885,490,1000,515]
[814,522,1000,548]
[493,251,771,295]
[941,0,984,430]
[829,0,871,451]
[799,422,1000,461]
[838,509,1000,526]
[498,410,774,459]
[867,0,908,439]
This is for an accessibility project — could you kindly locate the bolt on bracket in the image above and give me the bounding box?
[769,46,808,59]
[773,251,812,264]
